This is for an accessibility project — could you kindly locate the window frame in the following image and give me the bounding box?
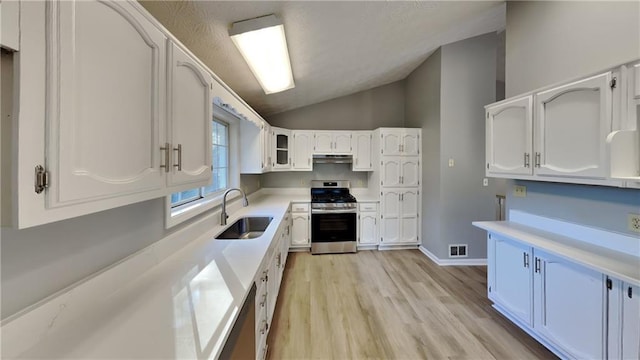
[165,104,241,229]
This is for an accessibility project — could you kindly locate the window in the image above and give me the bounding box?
[171,119,229,207]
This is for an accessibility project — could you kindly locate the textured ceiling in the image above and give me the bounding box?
[140,1,505,116]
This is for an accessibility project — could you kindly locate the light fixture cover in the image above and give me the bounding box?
[230,15,295,95]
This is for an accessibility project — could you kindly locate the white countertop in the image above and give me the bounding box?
[473,220,640,286]
[3,195,294,359]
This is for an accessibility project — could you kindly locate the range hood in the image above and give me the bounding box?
[313,154,353,164]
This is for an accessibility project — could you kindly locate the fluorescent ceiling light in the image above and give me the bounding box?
[229,14,295,95]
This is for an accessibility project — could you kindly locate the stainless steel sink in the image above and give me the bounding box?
[215,217,273,240]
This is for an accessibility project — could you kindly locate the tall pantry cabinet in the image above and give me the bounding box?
[378,128,421,247]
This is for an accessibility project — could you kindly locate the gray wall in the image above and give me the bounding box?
[1,176,259,320]
[405,48,442,255]
[260,164,368,188]
[405,33,503,260]
[504,1,640,234]
[267,81,405,130]
[508,181,640,236]
[506,1,640,97]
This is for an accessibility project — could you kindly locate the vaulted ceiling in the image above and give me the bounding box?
[140,1,505,116]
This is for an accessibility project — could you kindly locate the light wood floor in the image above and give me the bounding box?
[267,250,557,360]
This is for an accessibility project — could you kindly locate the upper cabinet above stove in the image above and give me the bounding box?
[313,131,352,154]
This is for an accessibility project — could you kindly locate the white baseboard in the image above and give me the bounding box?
[378,244,419,251]
[419,246,487,266]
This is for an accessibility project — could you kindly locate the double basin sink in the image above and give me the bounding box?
[215,216,273,240]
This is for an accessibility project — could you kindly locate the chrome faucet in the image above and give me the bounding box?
[221,188,249,226]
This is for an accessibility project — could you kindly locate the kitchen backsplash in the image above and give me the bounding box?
[259,164,369,188]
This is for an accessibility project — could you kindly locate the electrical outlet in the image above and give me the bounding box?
[628,213,640,233]
[483,178,489,187]
[357,180,363,187]
[513,185,527,197]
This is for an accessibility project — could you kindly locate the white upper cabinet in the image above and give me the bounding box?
[272,127,291,170]
[352,131,373,171]
[535,72,612,179]
[486,96,533,176]
[166,41,212,188]
[313,131,352,154]
[47,0,167,207]
[381,157,419,187]
[0,0,19,50]
[484,63,640,187]
[291,131,313,171]
[380,128,420,156]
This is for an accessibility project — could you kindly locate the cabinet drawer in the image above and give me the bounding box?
[291,203,309,212]
[359,203,378,211]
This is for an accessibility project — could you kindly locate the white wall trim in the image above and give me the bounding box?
[419,246,487,266]
[509,210,639,256]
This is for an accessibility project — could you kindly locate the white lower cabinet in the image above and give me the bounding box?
[487,234,533,326]
[255,222,289,360]
[609,280,640,360]
[358,202,378,246]
[487,233,615,359]
[533,250,605,359]
[380,189,419,245]
[290,203,310,248]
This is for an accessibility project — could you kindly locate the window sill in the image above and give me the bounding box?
[165,191,240,229]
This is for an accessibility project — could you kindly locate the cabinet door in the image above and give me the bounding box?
[490,235,533,326]
[167,42,212,187]
[380,190,401,244]
[333,132,352,154]
[352,132,372,171]
[622,283,640,360]
[401,131,420,155]
[400,158,420,187]
[47,0,166,206]
[486,96,533,176]
[272,128,290,170]
[359,212,378,245]
[381,130,401,156]
[291,213,310,246]
[292,131,313,170]
[399,190,419,243]
[381,157,401,187]
[263,123,272,172]
[535,72,612,179]
[313,132,333,153]
[534,251,605,359]
[634,64,640,99]
[1,0,19,50]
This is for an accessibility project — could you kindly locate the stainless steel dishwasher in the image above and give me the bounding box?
[219,283,256,360]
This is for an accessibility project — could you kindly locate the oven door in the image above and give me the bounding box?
[311,209,357,254]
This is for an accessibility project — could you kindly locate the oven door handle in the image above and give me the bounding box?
[311,208,357,214]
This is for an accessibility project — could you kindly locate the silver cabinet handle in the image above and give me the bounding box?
[160,142,170,173]
[535,152,541,168]
[524,153,530,168]
[173,144,182,171]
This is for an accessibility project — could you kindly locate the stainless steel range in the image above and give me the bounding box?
[310,180,357,254]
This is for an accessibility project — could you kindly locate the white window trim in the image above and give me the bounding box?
[165,105,241,229]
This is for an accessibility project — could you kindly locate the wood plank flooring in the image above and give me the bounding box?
[267,250,556,360]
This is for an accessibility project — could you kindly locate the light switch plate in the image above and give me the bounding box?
[513,185,527,197]
[448,159,454,167]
